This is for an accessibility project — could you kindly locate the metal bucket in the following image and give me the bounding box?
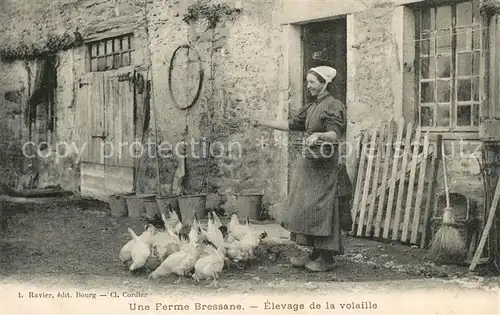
[178,194,207,223]
[156,195,180,217]
[232,193,263,220]
[124,194,148,218]
[429,191,478,250]
[144,195,160,219]
[108,193,130,217]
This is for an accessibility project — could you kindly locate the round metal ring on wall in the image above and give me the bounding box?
[168,44,204,110]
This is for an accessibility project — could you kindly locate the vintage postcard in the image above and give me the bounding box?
[0,0,498,314]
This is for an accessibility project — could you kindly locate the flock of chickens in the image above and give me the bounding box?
[119,208,268,288]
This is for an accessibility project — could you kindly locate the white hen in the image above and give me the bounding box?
[192,242,225,288]
[119,224,155,264]
[152,226,182,261]
[225,218,264,263]
[193,213,226,287]
[201,212,226,255]
[128,227,151,271]
[227,214,252,241]
[211,211,223,229]
[163,208,183,235]
[148,216,202,283]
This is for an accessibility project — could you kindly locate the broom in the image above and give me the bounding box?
[428,140,467,264]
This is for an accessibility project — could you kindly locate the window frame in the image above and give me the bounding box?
[414,0,484,134]
[86,33,134,73]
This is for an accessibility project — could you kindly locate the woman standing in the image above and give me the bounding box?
[255,66,353,272]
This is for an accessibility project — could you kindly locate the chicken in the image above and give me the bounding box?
[225,219,267,266]
[210,211,229,239]
[127,227,151,271]
[119,224,156,264]
[148,214,203,283]
[151,225,182,261]
[146,214,168,230]
[162,208,183,235]
[227,214,252,241]
[211,211,223,228]
[193,213,226,288]
[192,243,226,288]
[201,212,226,255]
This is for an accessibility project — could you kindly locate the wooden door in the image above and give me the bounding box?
[102,69,135,194]
[77,72,106,199]
[76,68,136,200]
[78,72,106,164]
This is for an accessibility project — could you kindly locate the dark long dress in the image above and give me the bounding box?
[284,91,353,255]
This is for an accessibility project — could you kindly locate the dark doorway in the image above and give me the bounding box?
[302,18,347,105]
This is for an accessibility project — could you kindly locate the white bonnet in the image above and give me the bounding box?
[309,66,337,83]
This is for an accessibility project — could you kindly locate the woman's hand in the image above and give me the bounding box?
[252,119,262,127]
[251,119,290,131]
[305,133,320,147]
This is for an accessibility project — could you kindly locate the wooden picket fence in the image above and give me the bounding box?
[350,118,438,248]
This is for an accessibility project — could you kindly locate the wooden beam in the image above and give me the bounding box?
[489,16,498,118]
[84,25,138,43]
[356,128,378,236]
[383,118,406,239]
[351,130,369,231]
[480,117,500,141]
[401,127,422,242]
[392,122,414,241]
[374,120,395,238]
[420,135,442,249]
[410,132,430,244]
[469,174,500,271]
[365,124,386,237]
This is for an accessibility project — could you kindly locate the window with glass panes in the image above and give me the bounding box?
[88,34,133,72]
[416,0,482,131]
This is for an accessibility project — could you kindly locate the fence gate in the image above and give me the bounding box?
[351,118,437,248]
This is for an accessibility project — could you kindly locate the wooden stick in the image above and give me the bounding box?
[365,124,385,237]
[479,14,487,119]
[142,0,162,196]
[441,140,451,209]
[383,117,405,239]
[350,136,363,206]
[410,132,430,244]
[469,175,500,271]
[374,119,394,238]
[356,128,378,236]
[420,135,442,248]
[493,16,499,119]
[133,71,151,192]
[401,127,422,242]
[351,131,369,232]
[392,121,413,241]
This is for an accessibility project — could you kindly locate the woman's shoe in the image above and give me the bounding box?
[305,257,336,272]
[290,255,313,267]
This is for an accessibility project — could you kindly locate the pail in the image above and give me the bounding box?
[156,195,180,217]
[124,194,147,218]
[233,193,263,220]
[144,194,160,219]
[178,194,207,223]
[429,191,476,249]
[108,193,130,217]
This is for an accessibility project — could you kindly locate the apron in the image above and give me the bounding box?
[284,94,353,241]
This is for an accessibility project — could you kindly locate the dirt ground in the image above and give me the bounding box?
[0,197,497,292]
